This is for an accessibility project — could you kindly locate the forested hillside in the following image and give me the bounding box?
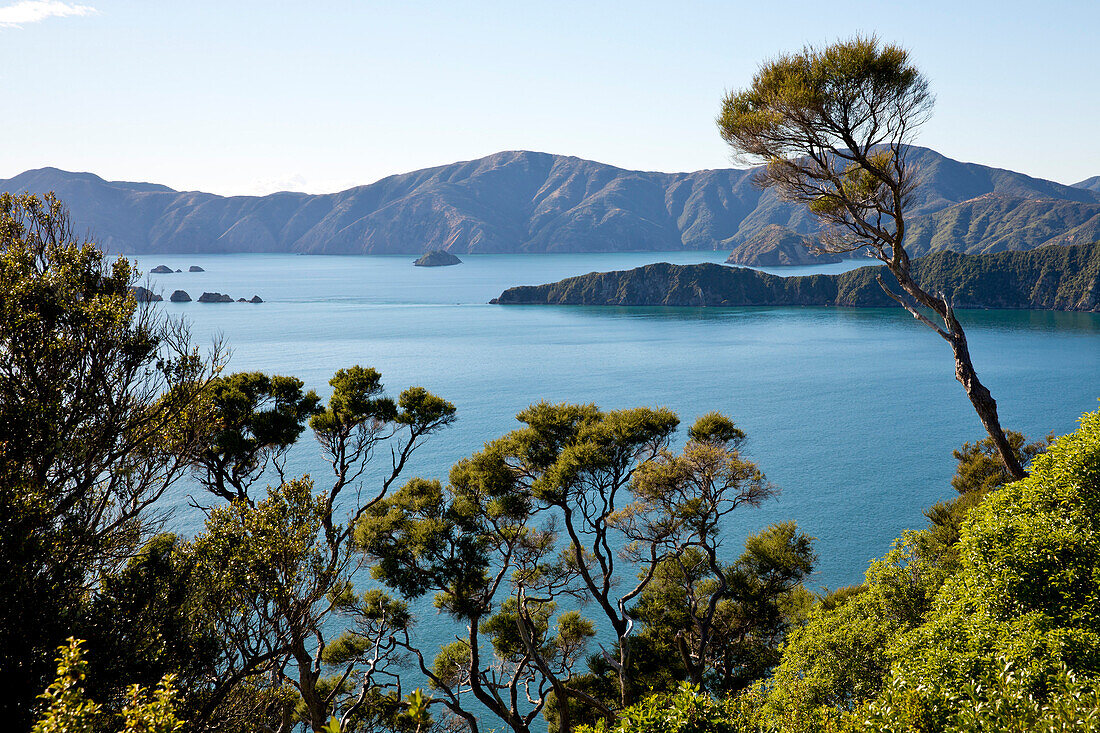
[492,241,1100,311]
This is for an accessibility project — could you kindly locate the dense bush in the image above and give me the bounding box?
[617,407,1100,733]
[854,657,1100,732]
[885,406,1100,723]
[596,659,1100,733]
[575,683,751,733]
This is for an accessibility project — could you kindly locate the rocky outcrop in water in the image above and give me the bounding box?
[249,295,263,303]
[131,286,162,302]
[189,265,205,272]
[197,292,233,303]
[492,242,1100,312]
[170,290,191,302]
[414,250,462,267]
[150,265,174,273]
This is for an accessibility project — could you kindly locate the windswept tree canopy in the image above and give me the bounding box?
[717,36,933,257]
[718,37,1026,482]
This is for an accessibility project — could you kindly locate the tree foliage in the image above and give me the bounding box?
[757,426,1052,729]
[576,683,746,733]
[887,407,1100,722]
[79,534,222,725]
[0,192,221,731]
[190,372,321,502]
[581,412,1092,732]
[184,368,456,733]
[356,405,784,733]
[950,430,1050,495]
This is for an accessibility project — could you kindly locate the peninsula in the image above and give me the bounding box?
[491,242,1100,312]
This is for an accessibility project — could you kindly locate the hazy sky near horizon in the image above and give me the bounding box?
[2,0,1097,195]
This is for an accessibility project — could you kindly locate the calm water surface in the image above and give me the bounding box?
[138,251,1100,591]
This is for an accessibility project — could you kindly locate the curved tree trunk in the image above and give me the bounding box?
[882,269,1028,481]
[944,317,1027,480]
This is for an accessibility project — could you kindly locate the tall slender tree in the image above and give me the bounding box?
[188,369,456,732]
[717,36,1026,479]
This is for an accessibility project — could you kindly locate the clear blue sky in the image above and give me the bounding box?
[2,0,1097,195]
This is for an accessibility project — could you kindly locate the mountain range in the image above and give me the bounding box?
[2,148,1098,262]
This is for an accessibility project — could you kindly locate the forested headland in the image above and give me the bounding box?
[492,241,1100,311]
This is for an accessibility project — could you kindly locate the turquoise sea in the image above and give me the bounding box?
[138,251,1100,592]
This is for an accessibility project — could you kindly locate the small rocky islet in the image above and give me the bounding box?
[196,292,262,304]
[130,286,162,302]
[143,265,260,303]
[132,287,262,303]
[150,263,205,273]
[414,250,462,267]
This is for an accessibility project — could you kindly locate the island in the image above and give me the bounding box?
[170,290,191,302]
[189,265,205,272]
[491,241,1100,312]
[197,291,233,303]
[414,250,463,267]
[149,265,174,274]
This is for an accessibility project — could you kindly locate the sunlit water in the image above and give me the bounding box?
[135,251,1098,708]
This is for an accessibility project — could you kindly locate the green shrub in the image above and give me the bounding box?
[758,527,955,727]
[854,656,1100,732]
[576,683,755,733]
[890,406,1100,716]
[756,409,1098,730]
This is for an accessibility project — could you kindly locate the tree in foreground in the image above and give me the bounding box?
[586,411,1095,732]
[629,522,814,695]
[186,368,457,732]
[757,429,1051,729]
[0,192,222,731]
[357,404,787,733]
[883,406,1100,725]
[717,36,1026,479]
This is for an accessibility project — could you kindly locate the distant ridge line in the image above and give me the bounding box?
[2,147,1098,261]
